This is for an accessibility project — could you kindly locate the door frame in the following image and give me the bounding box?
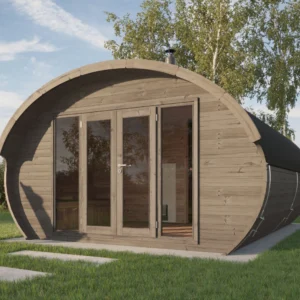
[156,100,199,242]
[80,111,117,235]
[55,100,199,242]
[116,107,156,237]
[53,114,81,232]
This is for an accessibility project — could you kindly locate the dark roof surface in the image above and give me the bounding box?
[246,111,300,172]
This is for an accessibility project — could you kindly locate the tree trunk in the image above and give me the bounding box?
[212,1,222,83]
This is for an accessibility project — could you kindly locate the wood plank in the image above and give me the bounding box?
[200,196,262,206]
[200,127,248,140]
[199,214,254,226]
[111,111,117,235]
[20,165,52,172]
[200,156,264,167]
[199,205,258,216]
[193,99,199,242]
[79,114,86,233]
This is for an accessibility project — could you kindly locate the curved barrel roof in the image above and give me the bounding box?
[0,59,261,157]
[247,111,300,172]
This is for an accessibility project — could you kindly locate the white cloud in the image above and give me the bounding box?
[26,56,52,77]
[0,91,24,158]
[0,91,24,110]
[0,37,57,61]
[11,0,107,49]
[245,104,300,119]
[0,117,10,137]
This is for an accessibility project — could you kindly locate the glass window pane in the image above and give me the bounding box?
[123,116,149,228]
[87,120,111,226]
[161,106,193,237]
[55,117,79,230]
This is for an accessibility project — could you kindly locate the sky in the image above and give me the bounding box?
[0,0,300,151]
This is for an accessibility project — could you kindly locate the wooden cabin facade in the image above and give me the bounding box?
[1,59,300,254]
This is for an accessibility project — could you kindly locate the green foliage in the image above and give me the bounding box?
[105,0,257,102]
[241,0,300,136]
[0,161,6,209]
[105,0,300,137]
[174,0,257,102]
[247,107,295,140]
[105,0,174,62]
[0,211,21,239]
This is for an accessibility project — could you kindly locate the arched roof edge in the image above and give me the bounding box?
[0,59,260,155]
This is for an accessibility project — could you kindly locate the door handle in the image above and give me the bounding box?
[118,164,132,167]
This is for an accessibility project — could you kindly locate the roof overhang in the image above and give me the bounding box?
[0,59,261,155]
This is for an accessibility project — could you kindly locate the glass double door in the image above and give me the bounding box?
[82,107,156,237]
[77,104,196,241]
[55,103,196,241]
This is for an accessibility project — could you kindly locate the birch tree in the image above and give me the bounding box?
[242,0,300,137]
[175,0,256,102]
[105,0,256,102]
[104,0,300,137]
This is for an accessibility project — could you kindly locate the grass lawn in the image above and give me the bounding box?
[294,216,300,223]
[0,210,22,240]
[1,211,300,299]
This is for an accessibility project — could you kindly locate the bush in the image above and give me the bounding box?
[0,161,6,209]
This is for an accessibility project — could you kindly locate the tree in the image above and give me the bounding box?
[175,0,257,101]
[105,0,257,102]
[246,107,295,140]
[241,0,300,137]
[105,0,300,138]
[105,0,174,62]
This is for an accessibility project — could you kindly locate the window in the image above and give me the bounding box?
[87,120,111,226]
[55,117,79,230]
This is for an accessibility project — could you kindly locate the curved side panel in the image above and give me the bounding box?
[235,165,299,250]
[247,112,300,173]
[220,93,261,143]
[285,173,300,223]
[4,159,26,238]
[198,96,266,254]
[224,145,267,254]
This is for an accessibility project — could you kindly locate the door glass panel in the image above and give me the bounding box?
[87,120,111,226]
[161,106,193,237]
[55,117,79,230]
[123,117,149,228]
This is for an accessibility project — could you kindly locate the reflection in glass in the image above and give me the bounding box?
[161,106,193,237]
[123,117,149,228]
[55,117,79,230]
[87,120,111,226]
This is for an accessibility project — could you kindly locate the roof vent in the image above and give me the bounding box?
[165,48,176,65]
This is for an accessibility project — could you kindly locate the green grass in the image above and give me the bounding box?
[293,216,300,223]
[0,211,22,240]
[1,212,300,299]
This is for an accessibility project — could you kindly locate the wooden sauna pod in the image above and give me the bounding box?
[0,59,299,254]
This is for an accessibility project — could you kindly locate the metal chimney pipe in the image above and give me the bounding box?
[165,48,176,65]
